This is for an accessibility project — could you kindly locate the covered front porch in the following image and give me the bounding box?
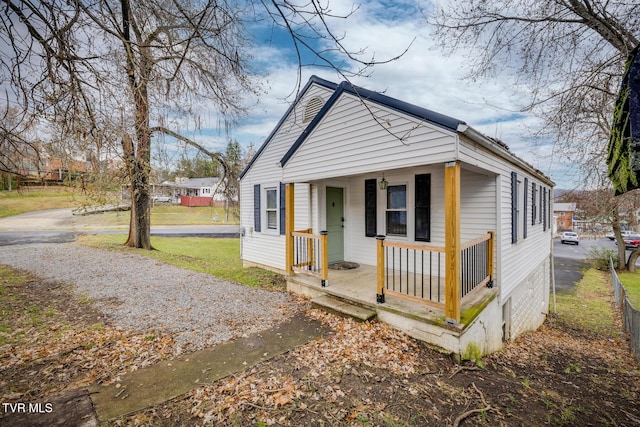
[287,263,498,330]
[282,162,502,352]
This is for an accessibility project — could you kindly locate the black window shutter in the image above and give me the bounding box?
[511,172,518,243]
[548,189,552,228]
[523,177,528,239]
[415,174,431,242]
[539,187,543,224]
[531,183,537,225]
[542,188,547,231]
[365,179,377,237]
[279,183,286,235]
[254,184,261,232]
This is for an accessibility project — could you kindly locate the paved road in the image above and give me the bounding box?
[0,208,240,246]
[552,236,631,294]
[0,210,618,297]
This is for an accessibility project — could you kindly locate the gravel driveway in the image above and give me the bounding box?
[0,243,302,354]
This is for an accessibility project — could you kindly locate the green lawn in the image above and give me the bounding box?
[554,269,619,338]
[612,271,640,309]
[0,186,238,226]
[77,235,283,291]
[73,205,237,227]
[0,187,88,218]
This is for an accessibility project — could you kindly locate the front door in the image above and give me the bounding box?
[326,187,344,263]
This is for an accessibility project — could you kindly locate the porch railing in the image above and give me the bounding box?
[291,229,328,286]
[377,238,446,309]
[461,232,494,300]
[376,231,494,309]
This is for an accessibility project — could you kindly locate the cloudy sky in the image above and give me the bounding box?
[182,0,579,189]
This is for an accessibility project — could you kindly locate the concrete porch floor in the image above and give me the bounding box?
[287,263,497,332]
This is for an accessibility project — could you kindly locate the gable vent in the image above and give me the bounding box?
[303,96,324,123]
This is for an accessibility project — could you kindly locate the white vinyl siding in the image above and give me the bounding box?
[239,83,333,270]
[282,94,457,182]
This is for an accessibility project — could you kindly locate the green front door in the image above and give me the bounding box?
[326,187,344,263]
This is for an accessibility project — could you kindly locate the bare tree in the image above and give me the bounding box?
[1,0,406,249]
[428,0,638,184]
[429,0,640,268]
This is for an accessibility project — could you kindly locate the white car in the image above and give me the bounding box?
[560,231,579,245]
[607,230,634,240]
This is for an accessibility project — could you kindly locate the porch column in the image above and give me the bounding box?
[445,161,461,324]
[285,183,295,275]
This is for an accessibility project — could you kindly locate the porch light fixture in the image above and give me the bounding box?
[379,175,388,190]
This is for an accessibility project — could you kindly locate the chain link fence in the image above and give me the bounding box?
[610,257,640,361]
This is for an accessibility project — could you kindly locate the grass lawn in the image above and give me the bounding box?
[554,268,619,338]
[1,186,238,226]
[73,205,237,227]
[612,270,640,308]
[77,235,283,291]
[0,186,90,218]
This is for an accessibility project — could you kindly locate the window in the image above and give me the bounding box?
[266,188,277,230]
[386,184,407,236]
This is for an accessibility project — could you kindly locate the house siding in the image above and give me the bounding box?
[458,138,552,301]
[240,83,334,271]
[337,166,495,274]
[241,76,553,354]
[282,94,457,182]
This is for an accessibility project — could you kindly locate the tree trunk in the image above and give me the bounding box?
[628,248,640,272]
[121,0,153,249]
[612,208,628,270]
[124,157,152,249]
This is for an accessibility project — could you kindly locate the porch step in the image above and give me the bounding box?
[311,295,377,322]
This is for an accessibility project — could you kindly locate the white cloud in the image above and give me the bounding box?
[218,0,576,187]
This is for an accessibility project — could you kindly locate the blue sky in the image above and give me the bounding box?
[168,0,579,189]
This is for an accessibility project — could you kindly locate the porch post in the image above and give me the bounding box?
[285,183,294,275]
[445,161,461,324]
[376,235,385,303]
[320,230,328,287]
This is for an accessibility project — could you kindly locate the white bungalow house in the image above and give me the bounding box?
[239,76,554,357]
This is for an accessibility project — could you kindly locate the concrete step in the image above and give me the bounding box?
[311,295,377,322]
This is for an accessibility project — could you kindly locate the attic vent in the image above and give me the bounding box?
[303,96,324,123]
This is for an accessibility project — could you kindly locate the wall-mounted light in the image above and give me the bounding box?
[379,174,388,190]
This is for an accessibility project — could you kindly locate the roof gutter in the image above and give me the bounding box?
[457,124,555,187]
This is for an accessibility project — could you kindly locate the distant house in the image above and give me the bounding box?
[139,177,227,207]
[239,75,555,357]
[554,202,577,232]
[173,177,217,206]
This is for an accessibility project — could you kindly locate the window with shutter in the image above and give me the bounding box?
[266,188,277,230]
